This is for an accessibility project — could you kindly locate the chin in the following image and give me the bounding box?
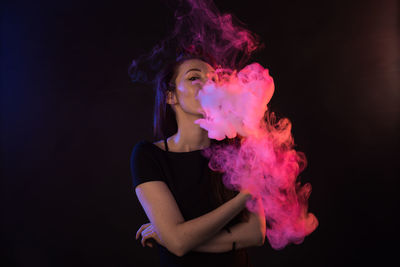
[196,109,206,117]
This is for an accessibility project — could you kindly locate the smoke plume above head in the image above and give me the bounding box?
[128,0,262,84]
[128,0,318,250]
[171,0,262,70]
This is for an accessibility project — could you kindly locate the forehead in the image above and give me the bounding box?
[177,59,215,75]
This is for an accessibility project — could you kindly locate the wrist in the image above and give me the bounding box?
[238,191,252,202]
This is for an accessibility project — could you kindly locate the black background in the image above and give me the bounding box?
[1,0,398,266]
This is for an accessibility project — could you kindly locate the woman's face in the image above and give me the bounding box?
[168,58,216,117]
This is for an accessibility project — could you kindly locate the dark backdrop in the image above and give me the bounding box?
[1,0,398,266]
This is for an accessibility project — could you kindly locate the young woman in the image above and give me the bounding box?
[130,53,266,267]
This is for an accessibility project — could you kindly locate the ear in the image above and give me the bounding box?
[166,91,178,105]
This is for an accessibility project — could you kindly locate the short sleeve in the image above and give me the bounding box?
[130,141,165,189]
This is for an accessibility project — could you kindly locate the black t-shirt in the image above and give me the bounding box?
[130,139,253,267]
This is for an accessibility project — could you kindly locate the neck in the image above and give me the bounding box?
[169,113,210,152]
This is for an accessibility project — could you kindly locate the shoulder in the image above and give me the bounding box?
[131,140,154,158]
[130,140,162,173]
[131,139,165,159]
[133,139,164,148]
[132,140,150,151]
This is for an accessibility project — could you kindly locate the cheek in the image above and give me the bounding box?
[176,84,201,109]
[177,82,198,97]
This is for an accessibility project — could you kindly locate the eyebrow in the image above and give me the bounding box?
[185,68,202,74]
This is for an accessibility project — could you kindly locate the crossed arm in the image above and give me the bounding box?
[136,192,266,254]
[193,210,266,253]
[137,210,265,253]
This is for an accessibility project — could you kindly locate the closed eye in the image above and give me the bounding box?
[188,76,200,81]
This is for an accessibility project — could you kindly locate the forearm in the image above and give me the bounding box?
[192,222,262,253]
[176,192,250,256]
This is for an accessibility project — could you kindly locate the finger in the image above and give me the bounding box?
[136,227,144,240]
[147,238,157,248]
[141,226,153,239]
[142,232,155,247]
[144,238,153,247]
[136,223,151,239]
[136,225,146,240]
[141,233,151,247]
[145,228,161,246]
[142,236,149,247]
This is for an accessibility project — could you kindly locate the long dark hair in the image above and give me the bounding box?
[153,54,250,226]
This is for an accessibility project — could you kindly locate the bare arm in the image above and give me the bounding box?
[135,180,252,257]
[175,192,252,256]
[192,197,266,253]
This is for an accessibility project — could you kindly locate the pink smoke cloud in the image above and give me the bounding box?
[197,62,319,250]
